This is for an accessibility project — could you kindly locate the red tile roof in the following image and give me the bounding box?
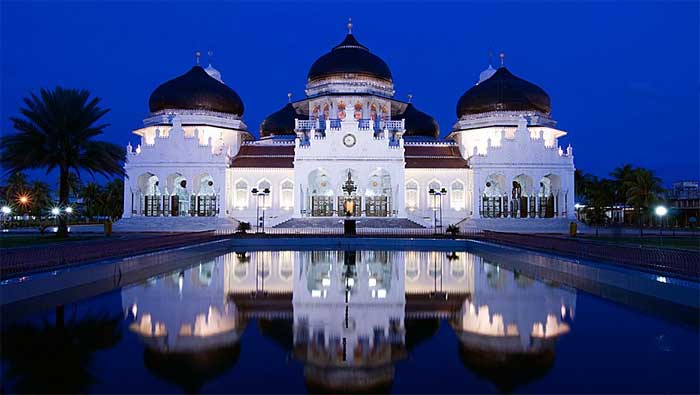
[404,145,468,168]
[229,144,295,168]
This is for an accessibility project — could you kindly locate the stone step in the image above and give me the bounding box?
[273,217,425,229]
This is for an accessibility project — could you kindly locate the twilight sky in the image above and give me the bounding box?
[1,1,698,186]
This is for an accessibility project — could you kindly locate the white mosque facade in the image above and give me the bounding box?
[122,23,575,231]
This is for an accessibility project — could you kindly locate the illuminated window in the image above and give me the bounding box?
[281,180,294,209]
[405,180,419,210]
[235,180,248,209]
[451,180,465,210]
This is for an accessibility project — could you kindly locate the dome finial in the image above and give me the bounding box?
[287,92,292,103]
[407,93,413,103]
[347,17,353,34]
[207,50,214,64]
[488,50,494,67]
[499,52,505,67]
[195,51,201,65]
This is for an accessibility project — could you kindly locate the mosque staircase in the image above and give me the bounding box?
[273,217,425,229]
[114,216,239,232]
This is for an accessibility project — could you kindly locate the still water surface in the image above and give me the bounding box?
[1,248,698,393]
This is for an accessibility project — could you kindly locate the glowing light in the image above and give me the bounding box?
[561,305,566,319]
[377,289,387,298]
[368,277,377,287]
[311,289,322,298]
[655,206,668,217]
[346,278,355,287]
[131,304,138,318]
[574,203,583,209]
[18,195,29,205]
[321,278,331,287]
[656,276,668,283]
[51,207,60,215]
[1,206,10,215]
[65,207,73,214]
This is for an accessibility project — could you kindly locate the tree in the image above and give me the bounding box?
[3,172,31,213]
[610,164,636,224]
[80,182,103,220]
[102,179,124,220]
[1,87,126,237]
[28,181,52,216]
[585,178,615,235]
[625,168,664,235]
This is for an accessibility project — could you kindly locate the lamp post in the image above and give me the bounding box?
[439,187,447,233]
[251,187,270,233]
[428,188,447,234]
[655,205,667,237]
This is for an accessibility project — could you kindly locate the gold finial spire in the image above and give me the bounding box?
[347,17,353,34]
[407,93,413,103]
[287,92,292,103]
[499,52,505,67]
[195,51,201,65]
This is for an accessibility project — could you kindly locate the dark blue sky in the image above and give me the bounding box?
[2,1,698,186]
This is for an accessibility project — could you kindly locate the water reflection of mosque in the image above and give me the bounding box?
[121,250,576,392]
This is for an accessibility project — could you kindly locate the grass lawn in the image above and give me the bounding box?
[580,235,700,250]
[0,235,107,248]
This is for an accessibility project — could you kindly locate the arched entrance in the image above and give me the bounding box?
[308,169,334,216]
[482,174,506,218]
[338,169,361,217]
[511,174,534,218]
[365,168,392,217]
[538,174,561,218]
[138,173,161,216]
[168,173,189,216]
[194,173,217,216]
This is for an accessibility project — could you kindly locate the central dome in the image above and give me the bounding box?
[149,66,244,115]
[307,33,392,83]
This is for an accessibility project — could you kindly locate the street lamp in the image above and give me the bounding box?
[1,206,10,229]
[428,187,447,234]
[65,206,73,214]
[51,207,60,216]
[251,187,270,233]
[655,205,668,236]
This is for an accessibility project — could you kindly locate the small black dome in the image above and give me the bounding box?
[149,66,244,115]
[401,103,440,138]
[259,103,307,138]
[308,34,392,82]
[456,67,550,118]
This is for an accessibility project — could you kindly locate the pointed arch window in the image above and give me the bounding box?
[235,180,248,209]
[406,180,419,210]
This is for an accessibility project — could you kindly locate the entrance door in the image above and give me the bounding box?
[311,196,334,216]
[170,195,179,216]
[366,196,388,217]
[338,196,362,216]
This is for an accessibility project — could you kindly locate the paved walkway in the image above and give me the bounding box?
[0,232,227,280]
[477,232,700,280]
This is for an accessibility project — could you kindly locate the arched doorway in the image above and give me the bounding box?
[308,169,334,216]
[511,174,534,218]
[338,169,361,217]
[138,173,161,216]
[365,168,391,217]
[538,174,561,218]
[482,174,506,218]
[168,173,189,216]
[195,173,217,217]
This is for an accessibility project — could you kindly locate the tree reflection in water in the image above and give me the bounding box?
[1,306,121,394]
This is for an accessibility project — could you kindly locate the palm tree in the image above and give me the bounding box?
[625,168,664,235]
[610,164,636,224]
[29,181,52,216]
[103,179,124,220]
[80,182,103,220]
[586,178,615,236]
[1,87,126,237]
[3,172,30,212]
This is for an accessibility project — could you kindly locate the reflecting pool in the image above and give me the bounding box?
[1,248,698,393]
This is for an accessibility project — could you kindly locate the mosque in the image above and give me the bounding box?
[122,20,575,232]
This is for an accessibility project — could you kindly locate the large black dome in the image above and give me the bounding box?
[400,103,440,139]
[307,34,392,82]
[456,67,550,118]
[260,102,307,138]
[149,66,244,115]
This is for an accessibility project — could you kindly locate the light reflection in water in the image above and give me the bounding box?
[121,250,576,392]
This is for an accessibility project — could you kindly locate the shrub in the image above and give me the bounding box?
[236,221,251,233]
[446,224,460,236]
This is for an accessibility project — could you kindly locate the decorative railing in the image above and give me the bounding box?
[358,119,371,130]
[329,119,342,130]
[381,119,405,131]
[295,119,318,131]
